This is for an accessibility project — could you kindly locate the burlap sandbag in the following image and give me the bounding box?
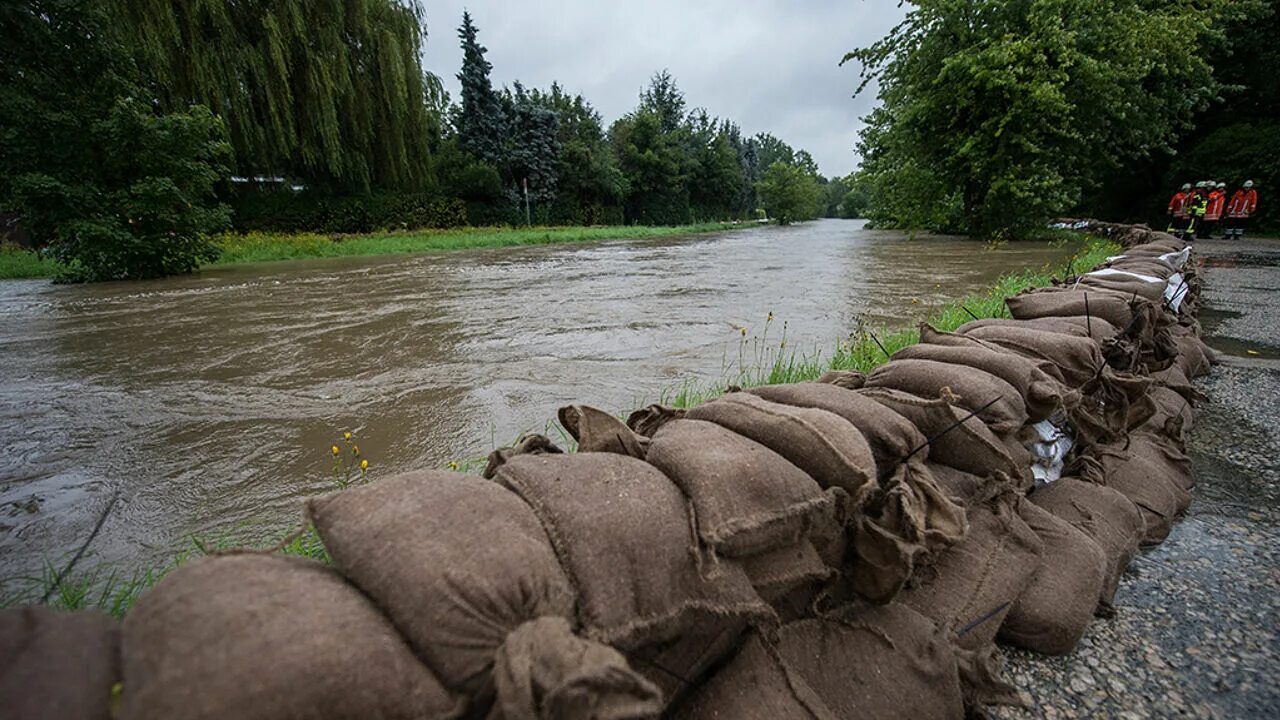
[626,404,687,438]
[741,540,834,622]
[1149,364,1204,404]
[484,434,564,479]
[1129,434,1195,492]
[749,381,928,469]
[1106,257,1176,279]
[1172,334,1213,378]
[493,453,773,650]
[865,359,1029,434]
[488,617,663,720]
[122,554,462,720]
[1074,451,1184,545]
[1006,288,1149,329]
[559,404,649,458]
[859,388,1028,484]
[927,462,989,506]
[1076,274,1167,303]
[998,501,1107,656]
[961,324,1105,388]
[955,315,1121,343]
[902,325,1076,421]
[898,490,1044,650]
[672,602,965,720]
[645,418,835,557]
[0,607,119,720]
[685,392,877,504]
[1145,385,1195,446]
[1029,478,1144,609]
[307,470,575,698]
[815,369,866,389]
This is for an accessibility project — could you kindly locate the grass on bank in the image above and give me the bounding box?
[0,235,1121,616]
[0,223,741,279]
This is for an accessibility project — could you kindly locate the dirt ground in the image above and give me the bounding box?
[992,236,1280,720]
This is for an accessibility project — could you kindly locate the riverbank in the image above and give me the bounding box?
[0,222,741,279]
[0,232,1117,614]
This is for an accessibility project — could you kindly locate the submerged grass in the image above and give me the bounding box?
[1,233,1120,616]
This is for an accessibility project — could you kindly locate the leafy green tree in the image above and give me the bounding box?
[528,85,626,224]
[846,0,1247,238]
[500,83,561,208]
[455,11,508,171]
[686,110,745,220]
[610,110,690,225]
[112,0,437,191]
[640,70,687,134]
[1,0,231,281]
[757,161,822,225]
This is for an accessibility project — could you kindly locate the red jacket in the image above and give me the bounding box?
[1168,191,1189,217]
[1228,189,1258,218]
[1206,190,1226,221]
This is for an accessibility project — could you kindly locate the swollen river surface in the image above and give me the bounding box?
[0,219,1079,580]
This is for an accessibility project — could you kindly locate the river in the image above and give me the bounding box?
[0,219,1080,581]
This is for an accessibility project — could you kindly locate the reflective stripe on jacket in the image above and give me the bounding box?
[1168,191,1189,217]
[1229,189,1258,218]
[1205,191,1226,221]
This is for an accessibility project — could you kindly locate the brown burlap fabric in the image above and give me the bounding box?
[685,392,877,504]
[559,404,650,458]
[956,315,1121,343]
[673,602,965,720]
[1029,477,1145,609]
[307,470,575,697]
[645,418,835,557]
[897,490,1044,650]
[960,324,1105,388]
[998,501,1107,656]
[1074,451,1185,545]
[493,453,773,650]
[484,434,564,479]
[0,607,119,720]
[488,617,663,720]
[865,358,1030,434]
[749,381,927,468]
[122,554,463,720]
[859,388,1027,483]
[1007,288,1151,329]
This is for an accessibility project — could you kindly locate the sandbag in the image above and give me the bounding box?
[961,324,1105,388]
[898,491,1043,650]
[559,404,649,458]
[859,388,1027,483]
[1149,365,1203,404]
[1145,385,1195,446]
[1076,274,1167,304]
[1106,257,1177,279]
[1006,288,1149,329]
[1028,477,1144,609]
[740,540,834,616]
[489,617,663,720]
[0,607,119,720]
[956,315,1120,343]
[865,359,1029,434]
[1172,334,1213,378]
[493,453,773,650]
[685,392,877,503]
[997,501,1107,656]
[926,462,989,506]
[307,470,575,698]
[748,381,928,469]
[1129,434,1195,492]
[673,603,965,720]
[484,434,564,479]
[1075,450,1185,545]
[121,554,463,720]
[645,418,834,557]
[902,325,1076,421]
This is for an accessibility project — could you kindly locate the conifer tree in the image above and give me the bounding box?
[455,11,507,169]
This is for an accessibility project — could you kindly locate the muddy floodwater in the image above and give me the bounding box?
[0,219,1080,579]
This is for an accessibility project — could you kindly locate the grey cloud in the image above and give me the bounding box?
[421,1,906,176]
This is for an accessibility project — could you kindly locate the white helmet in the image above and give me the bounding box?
[1217,182,1226,189]
[1195,181,1207,188]
[1181,183,1192,191]
[1244,180,1255,188]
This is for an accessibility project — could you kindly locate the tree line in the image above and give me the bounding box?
[844,0,1276,239]
[1,1,846,280]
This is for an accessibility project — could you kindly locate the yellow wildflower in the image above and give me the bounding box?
[447,460,460,470]
[360,459,369,472]
[767,312,774,322]
[741,327,747,337]
[344,431,352,441]
[330,445,339,456]
[352,445,360,457]
[911,298,920,305]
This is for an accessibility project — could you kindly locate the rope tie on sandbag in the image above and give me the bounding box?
[956,602,1011,638]
[40,491,120,604]
[960,305,981,322]
[879,396,1002,482]
[866,330,891,359]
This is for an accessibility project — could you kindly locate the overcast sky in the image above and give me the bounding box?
[420,1,909,178]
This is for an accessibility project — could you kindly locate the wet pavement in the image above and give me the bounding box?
[0,220,1082,581]
[994,236,1280,719]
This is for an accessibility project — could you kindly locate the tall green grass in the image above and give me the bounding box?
[0,244,63,279]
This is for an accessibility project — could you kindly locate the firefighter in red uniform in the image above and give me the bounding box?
[1201,182,1226,239]
[1181,182,1209,240]
[1226,180,1259,239]
[1167,183,1191,233]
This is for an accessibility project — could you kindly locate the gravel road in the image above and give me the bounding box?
[992,236,1280,720]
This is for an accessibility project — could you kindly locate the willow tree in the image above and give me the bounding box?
[110,0,438,191]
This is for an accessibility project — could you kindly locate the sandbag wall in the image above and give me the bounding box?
[1,223,1214,720]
